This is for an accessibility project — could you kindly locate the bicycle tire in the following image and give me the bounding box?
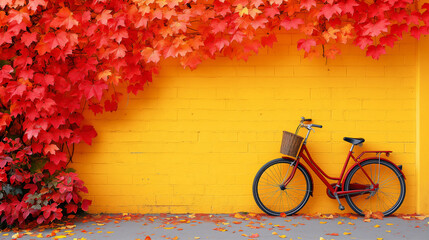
[253,158,312,216]
[344,159,406,216]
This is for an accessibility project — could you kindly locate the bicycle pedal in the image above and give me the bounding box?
[339,205,345,211]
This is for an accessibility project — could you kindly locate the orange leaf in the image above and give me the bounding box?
[326,233,339,236]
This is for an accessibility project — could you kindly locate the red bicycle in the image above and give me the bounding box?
[253,117,406,216]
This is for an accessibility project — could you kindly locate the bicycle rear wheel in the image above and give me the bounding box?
[344,159,406,216]
[253,158,312,216]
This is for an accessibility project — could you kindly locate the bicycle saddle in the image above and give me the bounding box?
[343,137,365,145]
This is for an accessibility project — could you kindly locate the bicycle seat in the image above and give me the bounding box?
[343,137,365,145]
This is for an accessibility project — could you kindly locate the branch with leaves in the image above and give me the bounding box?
[0,0,427,227]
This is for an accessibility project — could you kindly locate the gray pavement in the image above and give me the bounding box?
[1,213,428,240]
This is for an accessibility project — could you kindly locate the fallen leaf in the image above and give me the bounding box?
[279,235,287,238]
[319,221,327,224]
[386,223,394,226]
[280,212,287,217]
[344,232,351,235]
[326,233,339,236]
[415,215,427,220]
[371,211,384,220]
[363,219,371,222]
[272,232,278,235]
[320,237,326,240]
[386,230,391,232]
[377,238,383,240]
[249,233,259,238]
[145,237,151,240]
[348,222,355,225]
[338,221,344,225]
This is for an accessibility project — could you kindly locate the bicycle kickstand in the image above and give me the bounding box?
[334,193,345,211]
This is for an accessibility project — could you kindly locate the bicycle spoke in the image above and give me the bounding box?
[345,161,405,216]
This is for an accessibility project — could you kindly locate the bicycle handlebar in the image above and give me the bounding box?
[312,124,323,128]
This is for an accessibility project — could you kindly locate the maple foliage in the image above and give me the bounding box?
[0,0,428,226]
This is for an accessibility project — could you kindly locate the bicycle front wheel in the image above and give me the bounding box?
[253,158,312,216]
[344,159,406,216]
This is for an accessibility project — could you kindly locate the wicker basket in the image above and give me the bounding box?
[280,131,304,159]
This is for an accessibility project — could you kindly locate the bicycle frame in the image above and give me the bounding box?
[282,144,388,196]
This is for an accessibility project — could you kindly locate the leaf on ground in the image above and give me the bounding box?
[415,215,428,220]
[343,232,351,235]
[319,221,327,224]
[279,235,287,238]
[326,233,339,236]
[371,211,384,220]
[374,225,380,228]
[249,233,260,238]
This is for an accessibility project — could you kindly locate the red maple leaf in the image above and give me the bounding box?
[410,26,429,40]
[261,33,277,47]
[264,5,280,18]
[44,31,69,50]
[44,144,59,155]
[50,152,67,165]
[406,12,420,25]
[363,19,389,37]
[21,32,38,47]
[75,125,98,145]
[366,45,386,60]
[96,10,112,25]
[51,7,78,29]
[104,100,118,112]
[297,39,316,52]
[280,17,304,30]
[300,0,316,11]
[28,0,47,11]
[210,19,228,34]
[81,199,92,211]
[180,52,202,70]
[82,81,108,101]
[0,65,13,84]
[318,4,342,20]
[390,24,408,38]
[391,9,408,22]
[379,34,397,48]
[251,15,269,29]
[340,0,359,15]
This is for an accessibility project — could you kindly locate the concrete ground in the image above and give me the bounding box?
[1,213,428,240]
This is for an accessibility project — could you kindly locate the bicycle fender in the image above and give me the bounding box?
[282,156,314,197]
[341,158,406,190]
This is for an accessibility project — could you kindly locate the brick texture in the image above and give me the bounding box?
[72,33,418,214]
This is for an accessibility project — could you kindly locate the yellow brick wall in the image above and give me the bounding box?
[72,32,420,214]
